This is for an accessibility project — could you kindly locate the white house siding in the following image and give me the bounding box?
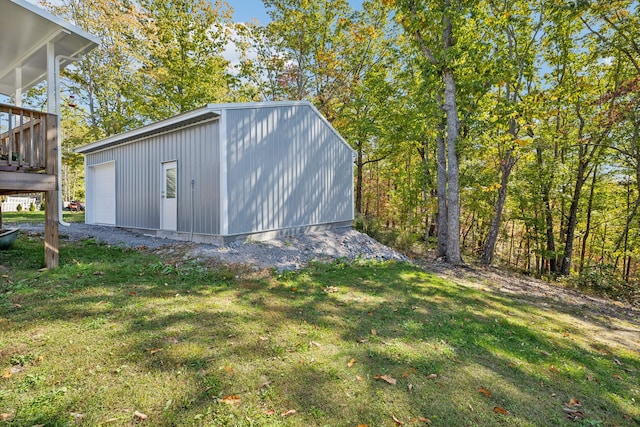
[225,105,354,235]
[84,120,221,233]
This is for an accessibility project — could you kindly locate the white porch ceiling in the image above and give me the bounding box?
[0,0,99,97]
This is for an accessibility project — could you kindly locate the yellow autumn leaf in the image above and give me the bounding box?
[221,395,241,405]
[347,358,356,368]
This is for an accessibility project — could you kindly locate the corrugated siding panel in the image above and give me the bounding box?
[85,120,221,234]
[226,105,353,234]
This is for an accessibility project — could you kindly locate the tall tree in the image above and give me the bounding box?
[136,0,235,121]
[480,0,545,265]
[394,0,491,265]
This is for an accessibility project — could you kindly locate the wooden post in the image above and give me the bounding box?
[44,114,58,268]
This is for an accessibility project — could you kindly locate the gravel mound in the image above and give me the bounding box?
[17,223,407,271]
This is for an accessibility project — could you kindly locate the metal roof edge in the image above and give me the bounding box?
[75,106,219,154]
[75,101,356,156]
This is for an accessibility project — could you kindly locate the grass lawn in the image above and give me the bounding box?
[1,211,85,225]
[0,232,638,426]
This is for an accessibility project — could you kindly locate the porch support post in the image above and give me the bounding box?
[44,114,59,268]
[46,41,56,114]
[14,67,22,107]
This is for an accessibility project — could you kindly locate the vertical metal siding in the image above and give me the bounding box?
[85,120,221,234]
[226,105,353,235]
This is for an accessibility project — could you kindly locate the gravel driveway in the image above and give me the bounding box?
[17,223,407,271]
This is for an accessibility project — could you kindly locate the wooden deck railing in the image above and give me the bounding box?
[0,102,59,268]
[0,103,48,172]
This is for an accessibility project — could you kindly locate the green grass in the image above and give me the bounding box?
[1,211,85,224]
[0,234,638,426]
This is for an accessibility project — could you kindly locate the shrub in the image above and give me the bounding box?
[16,204,22,212]
[40,202,45,211]
[29,203,35,212]
[567,264,633,301]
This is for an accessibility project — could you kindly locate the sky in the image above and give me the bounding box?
[229,0,364,25]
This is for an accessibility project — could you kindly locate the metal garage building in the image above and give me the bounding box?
[75,101,355,243]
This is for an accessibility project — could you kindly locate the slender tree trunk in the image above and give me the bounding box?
[561,156,587,275]
[436,115,448,258]
[355,145,364,214]
[442,68,462,265]
[537,145,557,273]
[482,147,516,265]
[580,165,598,272]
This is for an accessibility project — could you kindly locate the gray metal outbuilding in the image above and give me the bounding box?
[75,101,355,243]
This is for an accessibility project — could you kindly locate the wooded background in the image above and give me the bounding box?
[26,0,640,283]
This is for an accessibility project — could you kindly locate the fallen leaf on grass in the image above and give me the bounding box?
[613,358,623,366]
[613,374,624,380]
[71,412,86,421]
[221,395,241,405]
[540,350,551,356]
[12,303,22,309]
[375,374,397,385]
[2,368,11,378]
[355,375,364,381]
[371,329,377,336]
[264,409,276,416]
[281,409,296,417]
[549,365,560,373]
[347,358,356,368]
[478,387,492,398]
[563,407,585,421]
[149,348,163,355]
[133,410,148,420]
[93,271,106,276]
[417,417,432,424]
[357,424,368,427]
[0,413,14,421]
[392,414,404,425]
[493,406,509,415]
[402,371,409,378]
[426,374,437,380]
[309,341,321,347]
[567,398,580,407]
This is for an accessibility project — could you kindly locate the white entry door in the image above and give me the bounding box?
[92,161,116,225]
[161,161,177,231]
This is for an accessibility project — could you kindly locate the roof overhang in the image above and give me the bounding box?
[75,101,357,156]
[75,107,221,154]
[0,0,99,97]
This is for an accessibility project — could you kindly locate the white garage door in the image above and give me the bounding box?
[92,162,116,225]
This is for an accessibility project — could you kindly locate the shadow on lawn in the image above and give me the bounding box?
[0,237,639,426]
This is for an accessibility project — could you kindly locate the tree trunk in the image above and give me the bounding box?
[537,145,557,273]
[442,67,462,265]
[355,145,364,214]
[561,156,586,275]
[580,165,598,272]
[481,148,515,265]
[436,115,448,259]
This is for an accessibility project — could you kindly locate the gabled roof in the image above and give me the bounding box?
[75,101,356,155]
[0,0,99,97]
